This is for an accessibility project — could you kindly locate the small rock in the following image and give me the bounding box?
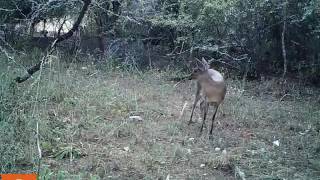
[129,115,143,122]
[273,140,280,146]
[123,146,130,152]
[215,147,221,151]
[187,149,192,154]
[200,164,205,168]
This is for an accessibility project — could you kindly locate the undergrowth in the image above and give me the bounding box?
[0,52,319,179]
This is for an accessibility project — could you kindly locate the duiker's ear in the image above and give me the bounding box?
[201,57,208,65]
[194,58,201,67]
[201,57,210,69]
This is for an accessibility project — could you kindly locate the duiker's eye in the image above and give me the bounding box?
[193,69,200,73]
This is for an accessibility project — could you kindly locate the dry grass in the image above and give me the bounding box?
[0,54,319,179]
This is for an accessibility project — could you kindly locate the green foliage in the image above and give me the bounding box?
[0,55,37,172]
[142,0,320,81]
[2,0,318,81]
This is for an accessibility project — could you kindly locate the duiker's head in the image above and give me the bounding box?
[191,57,210,78]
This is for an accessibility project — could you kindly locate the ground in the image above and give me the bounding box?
[0,58,319,179]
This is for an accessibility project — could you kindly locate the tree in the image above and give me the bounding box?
[15,0,92,83]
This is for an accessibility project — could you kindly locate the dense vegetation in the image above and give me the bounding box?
[0,0,319,179]
[1,0,319,83]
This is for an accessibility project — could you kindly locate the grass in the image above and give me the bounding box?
[0,52,319,179]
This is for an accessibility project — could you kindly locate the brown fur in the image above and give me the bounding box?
[188,58,227,136]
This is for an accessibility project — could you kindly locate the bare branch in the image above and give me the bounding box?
[0,8,16,12]
[207,58,241,70]
[57,16,67,36]
[15,0,92,83]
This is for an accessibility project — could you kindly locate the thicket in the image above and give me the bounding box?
[1,0,319,84]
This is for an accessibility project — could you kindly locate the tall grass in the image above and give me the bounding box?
[0,51,319,179]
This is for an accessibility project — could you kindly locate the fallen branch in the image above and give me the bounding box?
[36,121,42,176]
[15,0,92,83]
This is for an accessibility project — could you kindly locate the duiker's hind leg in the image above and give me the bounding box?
[200,100,209,133]
[188,82,201,125]
[209,104,220,135]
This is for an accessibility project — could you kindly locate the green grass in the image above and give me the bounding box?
[0,53,319,179]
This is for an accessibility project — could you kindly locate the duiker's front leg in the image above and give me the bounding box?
[200,99,209,133]
[188,82,201,125]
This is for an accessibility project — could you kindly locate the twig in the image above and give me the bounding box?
[215,50,248,61]
[208,58,241,70]
[279,93,291,101]
[0,8,16,12]
[165,48,190,57]
[178,101,188,121]
[36,121,42,176]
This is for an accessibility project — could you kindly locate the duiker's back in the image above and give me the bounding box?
[197,69,226,103]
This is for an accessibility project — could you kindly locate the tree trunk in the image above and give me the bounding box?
[281,1,288,79]
[95,17,105,55]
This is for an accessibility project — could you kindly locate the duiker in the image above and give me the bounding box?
[188,58,227,135]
